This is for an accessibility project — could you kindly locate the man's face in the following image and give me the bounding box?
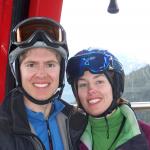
[20,47,60,101]
[77,71,113,116]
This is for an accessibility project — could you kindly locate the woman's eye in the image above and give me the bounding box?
[78,83,87,88]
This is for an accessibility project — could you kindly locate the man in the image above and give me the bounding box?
[0,17,87,150]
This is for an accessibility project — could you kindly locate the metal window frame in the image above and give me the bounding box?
[131,102,150,112]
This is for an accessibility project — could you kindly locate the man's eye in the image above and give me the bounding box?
[48,63,55,68]
[26,63,34,67]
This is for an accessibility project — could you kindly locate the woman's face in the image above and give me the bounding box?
[77,71,113,116]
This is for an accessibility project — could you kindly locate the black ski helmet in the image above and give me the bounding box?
[66,48,125,114]
[9,17,69,105]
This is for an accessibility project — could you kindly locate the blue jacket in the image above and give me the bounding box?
[0,88,87,150]
[26,100,65,150]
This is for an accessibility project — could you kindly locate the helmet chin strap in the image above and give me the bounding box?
[17,86,62,105]
[94,100,118,118]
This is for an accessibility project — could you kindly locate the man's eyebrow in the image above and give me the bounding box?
[23,60,59,64]
[24,60,37,64]
[45,60,59,64]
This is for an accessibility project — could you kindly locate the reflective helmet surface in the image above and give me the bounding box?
[66,48,125,102]
[9,17,69,105]
[9,17,69,88]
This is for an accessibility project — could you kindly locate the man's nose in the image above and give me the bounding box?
[36,66,47,77]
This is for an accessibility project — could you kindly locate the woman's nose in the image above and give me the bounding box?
[88,84,97,95]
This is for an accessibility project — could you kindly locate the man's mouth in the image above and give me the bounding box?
[34,83,49,88]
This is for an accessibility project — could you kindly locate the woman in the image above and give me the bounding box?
[66,48,150,150]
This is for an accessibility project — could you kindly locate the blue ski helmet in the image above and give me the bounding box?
[66,48,125,108]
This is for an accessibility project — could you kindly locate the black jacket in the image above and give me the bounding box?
[0,89,87,150]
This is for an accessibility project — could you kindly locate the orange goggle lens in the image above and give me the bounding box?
[13,18,65,44]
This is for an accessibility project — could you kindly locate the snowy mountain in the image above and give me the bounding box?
[112,51,148,75]
[62,81,75,103]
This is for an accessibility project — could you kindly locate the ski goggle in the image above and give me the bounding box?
[11,17,66,47]
[67,51,122,82]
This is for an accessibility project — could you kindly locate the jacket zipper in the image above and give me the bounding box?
[46,119,53,150]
